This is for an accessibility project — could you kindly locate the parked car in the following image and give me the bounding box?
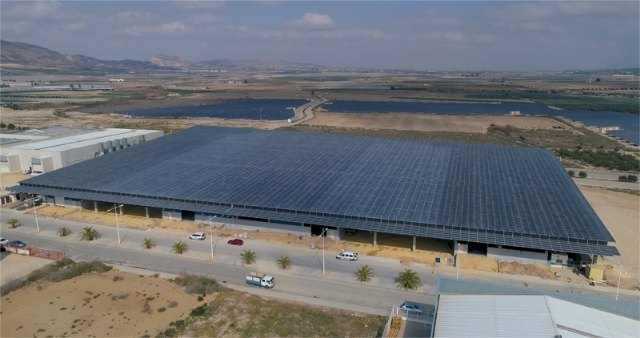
[7,240,27,248]
[400,302,424,314]
[189,232,206,240]
[227,238,244,246]
[336,251,358,261]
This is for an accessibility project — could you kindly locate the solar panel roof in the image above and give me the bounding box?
[15,125,618,255]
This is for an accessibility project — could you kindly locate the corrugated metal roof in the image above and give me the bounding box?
[12,128,154,150]
[546,297,640,338]
[433,295,558,338]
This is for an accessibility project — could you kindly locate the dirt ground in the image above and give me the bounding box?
[0,252,53,286]
[0,106,291,132]
[579,186,640,289]
[0,269,200,337]
[0,172,31,188]
[306,112,564,133]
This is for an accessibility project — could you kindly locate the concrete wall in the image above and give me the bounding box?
[64,198,82,209]
[487,246,548,264]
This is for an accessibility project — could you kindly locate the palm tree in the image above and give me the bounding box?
[240,249,257,265]
[355,264,374,283]
[80,227,100,241]
[7,218,20,229]
[394,268,423,291]
[143,238,156,250]
[172,241,189,254]
[277,256,292,270]
[57,227,71,237]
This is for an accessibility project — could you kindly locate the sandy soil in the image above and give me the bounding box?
[0,269,200,337]
[579,186,640,289]
[0,107,291,131]
[0,253,53,286]
[305,112,565,133]
[0,172,31,188]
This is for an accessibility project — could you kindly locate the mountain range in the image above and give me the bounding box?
[0,40,323,74]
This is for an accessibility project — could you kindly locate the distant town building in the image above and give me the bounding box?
[109,78,125,82]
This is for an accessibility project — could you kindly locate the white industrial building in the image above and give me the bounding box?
[0,126,163,174]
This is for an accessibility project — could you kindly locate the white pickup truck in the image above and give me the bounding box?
[245,272,275,288]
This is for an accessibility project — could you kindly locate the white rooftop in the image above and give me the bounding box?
[434,294,640,338]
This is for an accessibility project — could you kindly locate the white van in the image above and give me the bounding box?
[336,251,358,261]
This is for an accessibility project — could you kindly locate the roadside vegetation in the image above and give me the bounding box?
[1,258,111,296]
[172,241,189,254]
[276,256,292,270]
[240,249,257,265]
[556,149,639,172]
[7,218,20,229]
[394,268,423,291]
[355,264,374,283]
[158,288,386,338]
[57,226,72,237]
[80,227,101,241]
[143,238,156,250]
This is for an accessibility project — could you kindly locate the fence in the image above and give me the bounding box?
[4,245,64,260]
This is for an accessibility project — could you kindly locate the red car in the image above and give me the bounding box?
[227,239,244,246]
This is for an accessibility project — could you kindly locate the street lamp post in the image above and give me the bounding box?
[108,204,124,244]
[321,227,327,275]
[207,215,217,259]
[33,199,40,233]
[616,261,623,301]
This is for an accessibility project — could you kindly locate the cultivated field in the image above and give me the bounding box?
[307,112,564,133]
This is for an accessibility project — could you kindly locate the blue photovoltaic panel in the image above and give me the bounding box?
[15,126,617,255]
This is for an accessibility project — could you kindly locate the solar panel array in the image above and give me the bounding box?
[16,126,617,255]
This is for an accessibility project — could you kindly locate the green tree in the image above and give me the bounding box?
[57,227,71,237]
[627,175,638,183]
[80,227,100,241]
[567,170,575,177]
[394,269,423,291]
[240,249,257,265]
[7,218,20,229]
[277,256,292,270]
[7,123,16,130]
[172,241,189,254]
[354,264,374,283]
[143,238,156,250]
[578,171,587,178]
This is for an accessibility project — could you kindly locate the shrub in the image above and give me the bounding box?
[355,264,374,283]
[240,249,257,265]
[143,238,156,250]
[277,256,292,270]
[80,227,100,241]
[58,227,72,237]
[567,170,575,177]
[394,269,423,291]
[171,241,188,254]
[7,218,20,229]
[618,174,638,182]
[578,171,587,178]
[173,275,219,295]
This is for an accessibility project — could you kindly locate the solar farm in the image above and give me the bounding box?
[15,125,618,256]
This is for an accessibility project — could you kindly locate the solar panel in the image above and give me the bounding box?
[14,125,617,255]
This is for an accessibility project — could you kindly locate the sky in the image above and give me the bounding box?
[1,1,639,71]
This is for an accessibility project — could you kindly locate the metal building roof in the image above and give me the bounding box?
[433,295,640,338]
[14,125,618,255]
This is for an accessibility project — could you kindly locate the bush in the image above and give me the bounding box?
[173,274,220,295]
[567,170,575,177]
[556,149,640,171]
[618,174,638,182]
[7,218,20,229]
[578,171,587,178]
[58,227,72,237]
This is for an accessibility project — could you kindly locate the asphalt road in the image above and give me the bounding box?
[1,208,637,315]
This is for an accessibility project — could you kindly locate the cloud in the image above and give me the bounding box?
[4,1,63,19]
[123,21,189,37]
[171,0,225,11]
[106,11,156,24]
[190,14,223,25]
[290,13,335,30]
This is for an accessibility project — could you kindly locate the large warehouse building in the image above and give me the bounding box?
[1,126,163,174]
[12,126,618,263]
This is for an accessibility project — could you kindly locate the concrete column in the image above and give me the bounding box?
[373,231,377,246]
[94,201,98,212]
[145,207,150,218]
[412,236,416,252]
[119,205,123,215]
